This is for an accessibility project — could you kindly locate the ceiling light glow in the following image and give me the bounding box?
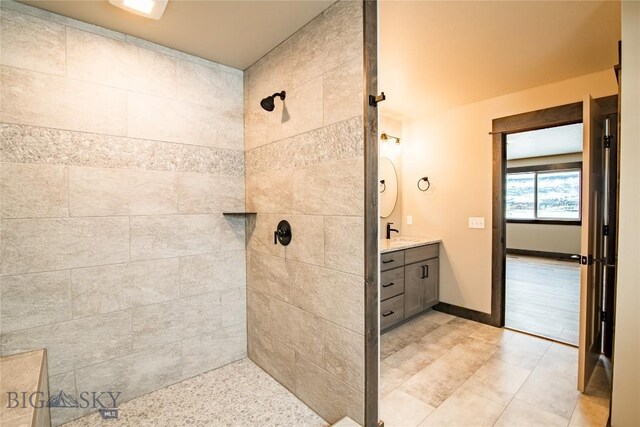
[123,0,154,14]
[109,0,168,20]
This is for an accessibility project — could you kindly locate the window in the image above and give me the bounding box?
[506,164,582,223]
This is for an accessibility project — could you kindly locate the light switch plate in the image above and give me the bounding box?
[407,215,413,225]
[469,217,485,229]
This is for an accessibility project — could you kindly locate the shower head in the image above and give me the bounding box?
[260,91,286,111]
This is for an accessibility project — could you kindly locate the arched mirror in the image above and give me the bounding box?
[380,157,398,218]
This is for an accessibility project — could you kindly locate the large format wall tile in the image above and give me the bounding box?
[0,310,133,375]
[74,341,182,403]
[247,288,271,328]
[131,292,222,350]
[219,214,247,251]
[323,57,363,126]
[292,262,364,335]
[284,215,325,266]
[290,0,363,87]
[180,251,246,297]
[130,214,219,260]
[0,9,65,75]
[220,286,247,328]
[292,157,364,216]
[70,259,180,317]
[0,270,71,333]
[177,59,243,115]
[294,354,364,424]
[181,322,246,379]
[244,107,270,151]
[245,168,293,214]
[0,66,127,135]
[269,297,325,367]
[247,251,293,302]
[248,324,296,390]
[48,371,78,425]
[246,213,286,257]
[244,39,292,117]
[324,216,364,275]
[66,27,177,99]
[69,167,178,216]
[323,321,364,392]
[266,76,323,144]
[1,217,130,275]
[177,172,244,214]
[127,92,242,150]
[1,163,68,218]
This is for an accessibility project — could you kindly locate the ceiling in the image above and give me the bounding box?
[19,0,335,70]
[379,0,621,120]
[506,123,583,160]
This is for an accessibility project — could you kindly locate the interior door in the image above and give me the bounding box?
[578,95,605,391]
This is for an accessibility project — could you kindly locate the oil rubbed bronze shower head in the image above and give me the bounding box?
[260,91,286,111]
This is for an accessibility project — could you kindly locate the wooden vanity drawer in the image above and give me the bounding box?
[380,267,405,301]
[381,251,404,271]
[405,243,439,264]
[381,294,405,331]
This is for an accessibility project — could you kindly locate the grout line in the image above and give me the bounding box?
[128,215,132,261]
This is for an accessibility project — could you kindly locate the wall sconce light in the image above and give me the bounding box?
[381,133,401,144]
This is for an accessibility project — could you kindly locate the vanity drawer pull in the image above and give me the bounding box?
[382,310,395,317]
[382,259,395,264]
[382,282,395,288]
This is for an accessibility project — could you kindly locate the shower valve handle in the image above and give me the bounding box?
[273,220,292,246]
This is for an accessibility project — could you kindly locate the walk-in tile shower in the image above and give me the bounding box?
[0,0,366,425]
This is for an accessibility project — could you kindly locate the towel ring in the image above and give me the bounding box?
[417,177,430,192]
[379,179,386,193]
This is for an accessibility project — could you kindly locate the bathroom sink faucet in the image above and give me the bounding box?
[386,222,399,240]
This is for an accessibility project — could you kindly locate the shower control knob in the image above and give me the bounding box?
[273,220,292,246]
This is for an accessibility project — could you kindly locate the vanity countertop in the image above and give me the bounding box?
[380,236,442,254]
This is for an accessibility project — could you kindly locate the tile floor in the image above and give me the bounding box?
[505,255,580,345]
[63,358,326,427]
[380,310,610,427]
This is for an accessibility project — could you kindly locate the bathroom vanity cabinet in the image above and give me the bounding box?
[380,243,440,332]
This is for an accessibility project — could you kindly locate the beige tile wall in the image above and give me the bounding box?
[244,1,365,424]
[0,3,246,425]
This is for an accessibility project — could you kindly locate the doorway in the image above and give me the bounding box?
[491,96,619,389]
[504,123,584,345]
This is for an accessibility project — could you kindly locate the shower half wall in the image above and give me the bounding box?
[0,2,245,425]
[244,0,366,424]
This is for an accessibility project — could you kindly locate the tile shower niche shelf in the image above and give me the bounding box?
[222,212,257,215]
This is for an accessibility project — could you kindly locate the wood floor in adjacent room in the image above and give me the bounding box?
[505,255,581,345]
[380,311,610,427]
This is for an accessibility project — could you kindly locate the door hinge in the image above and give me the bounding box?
[580,255,593,265]
[602,310,607,322]
[603,225,609,236]
[604,135,612,149]
[369,92,386,107]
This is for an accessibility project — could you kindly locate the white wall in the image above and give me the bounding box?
[402,70,617,313]
[611,1,640,425]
